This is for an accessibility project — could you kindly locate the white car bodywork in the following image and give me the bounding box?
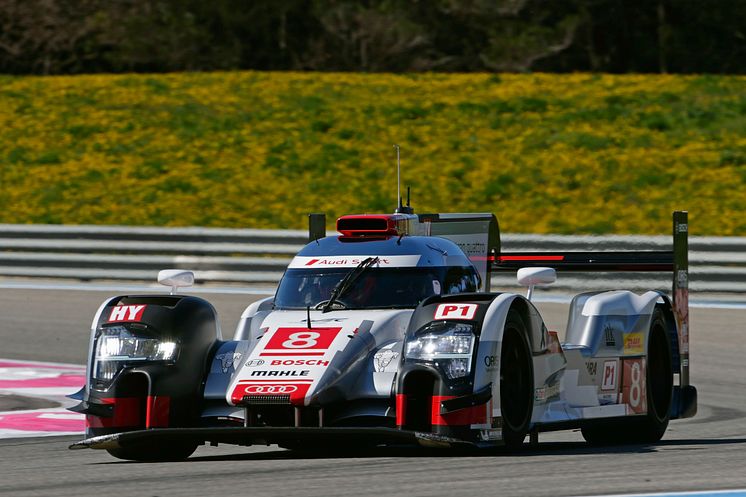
[211,283,664,442]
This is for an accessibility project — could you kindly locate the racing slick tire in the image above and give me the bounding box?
[500,311,534,449]
[106,442,198,462]
[581,308,673,445]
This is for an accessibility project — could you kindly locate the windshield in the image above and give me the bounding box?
[274,266,479,310]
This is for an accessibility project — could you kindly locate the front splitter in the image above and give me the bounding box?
[69,426,479,451]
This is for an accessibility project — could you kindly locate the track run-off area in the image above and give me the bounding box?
[0,286,744,497]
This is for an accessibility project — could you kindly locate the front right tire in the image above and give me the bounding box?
[500,311,534,449]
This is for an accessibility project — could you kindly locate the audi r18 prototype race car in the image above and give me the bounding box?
[69,209,697,461]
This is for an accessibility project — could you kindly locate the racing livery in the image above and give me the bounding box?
[69,210,697,460]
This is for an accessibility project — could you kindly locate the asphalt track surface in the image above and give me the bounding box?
[1,287,745,497]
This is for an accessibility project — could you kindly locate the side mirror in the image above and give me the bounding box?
[517,267,556,301]
[158,269,195,295]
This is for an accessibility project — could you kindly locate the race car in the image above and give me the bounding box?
[69,209,697,460]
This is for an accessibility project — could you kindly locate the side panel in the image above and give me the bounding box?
[534,290,663,428]
[233,297,274,341]
[564,290,661,356]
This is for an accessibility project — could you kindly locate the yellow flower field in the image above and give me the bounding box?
[0,72,744,235]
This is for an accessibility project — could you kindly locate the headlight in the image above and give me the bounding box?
[405,322,475,379]
[92,326,178,388]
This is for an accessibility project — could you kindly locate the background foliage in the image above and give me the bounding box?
[0,0,744,75]
[1,71,744,234]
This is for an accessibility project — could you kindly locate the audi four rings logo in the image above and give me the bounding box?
[244,385,298,394]
[245,359,265,367]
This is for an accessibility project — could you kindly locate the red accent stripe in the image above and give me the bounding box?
[396,394,406,427]
[86,397,141,429]
[145,396,170,429]
[500,255,565,261]
[430,396,487,426]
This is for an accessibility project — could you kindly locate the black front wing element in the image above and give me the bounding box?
[69,427,479,451]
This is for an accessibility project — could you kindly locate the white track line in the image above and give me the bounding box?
[576,489,746,497]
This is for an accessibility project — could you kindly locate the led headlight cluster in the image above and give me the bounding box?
[405,322,475,379]
[92,326,178,387]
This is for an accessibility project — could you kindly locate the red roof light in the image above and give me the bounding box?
[336,214,409,237]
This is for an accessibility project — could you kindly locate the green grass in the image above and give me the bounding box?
[0,71,744,235]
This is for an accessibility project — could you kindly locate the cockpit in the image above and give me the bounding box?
[274,265,480,310]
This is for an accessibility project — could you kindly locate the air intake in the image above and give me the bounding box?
[241,395,292,405]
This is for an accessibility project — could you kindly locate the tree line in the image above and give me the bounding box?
[0,0,743,75]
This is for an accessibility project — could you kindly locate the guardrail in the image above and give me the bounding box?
[1,224,744,293]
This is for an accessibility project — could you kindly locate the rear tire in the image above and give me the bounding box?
[500,311,534,449]
[582,308,673,445]
[107,442,198,462]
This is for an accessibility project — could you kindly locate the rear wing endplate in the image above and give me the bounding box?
[417,213,499,292]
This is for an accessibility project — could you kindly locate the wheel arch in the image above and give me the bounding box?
[652,295,680,375]
[475,294,542,432]
[233,296,274,340]
[476,294,545,381]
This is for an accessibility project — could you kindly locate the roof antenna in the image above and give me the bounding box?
[394,144,401,211]
[394,145,414,214]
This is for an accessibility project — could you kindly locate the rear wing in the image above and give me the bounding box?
[492,211,690,390]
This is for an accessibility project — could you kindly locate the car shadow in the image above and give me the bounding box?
[175,436,746,463]
[90,436,746,464]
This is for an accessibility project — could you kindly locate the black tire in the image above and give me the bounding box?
[581,308,673,445]
[106,442,198,462]
[500,311,534,449]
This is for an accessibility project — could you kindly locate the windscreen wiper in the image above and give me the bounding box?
[321,257,379,313]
